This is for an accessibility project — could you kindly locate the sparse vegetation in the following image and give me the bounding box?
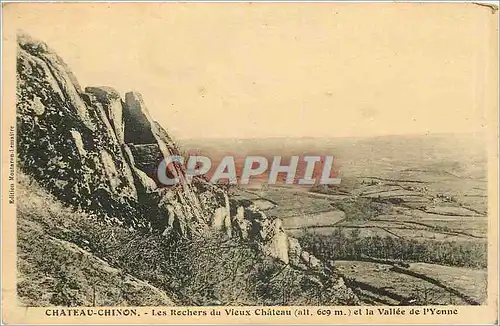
[17,172,356,307]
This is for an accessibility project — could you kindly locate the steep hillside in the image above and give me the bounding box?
[17,173,177,306]
[17,173,359,306]
[15,34,359,306]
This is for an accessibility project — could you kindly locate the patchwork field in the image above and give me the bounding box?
[232,177,488,305]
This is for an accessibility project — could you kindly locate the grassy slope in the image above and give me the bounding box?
[408,262,487,303]
[334,261,487,305]
[17,172,360,307]
[17,173,176,307]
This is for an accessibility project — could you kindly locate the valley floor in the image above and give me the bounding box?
[233,170,488,306]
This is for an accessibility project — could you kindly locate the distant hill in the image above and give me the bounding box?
[180,133,487,181]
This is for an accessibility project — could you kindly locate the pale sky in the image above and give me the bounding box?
[6,3,494,139]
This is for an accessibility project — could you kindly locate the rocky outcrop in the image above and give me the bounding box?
[16,34,356,302]
[85,87,125,143]
[17,35,141,225]
[122,92,157,145]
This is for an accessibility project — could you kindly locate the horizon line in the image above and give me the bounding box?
[174,131,485,142]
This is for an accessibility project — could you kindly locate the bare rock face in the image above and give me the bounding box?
[85,87,125,143]
[127,144,163,181]
[17,36,92,129]
[122,143,157,194]
[123,91,157,145]
[260,218,290,264]
[17,34,141,225]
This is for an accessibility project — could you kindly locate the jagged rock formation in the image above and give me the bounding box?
[16,34,358,303]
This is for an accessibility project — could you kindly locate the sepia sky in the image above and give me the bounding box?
[6,3,494,139]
